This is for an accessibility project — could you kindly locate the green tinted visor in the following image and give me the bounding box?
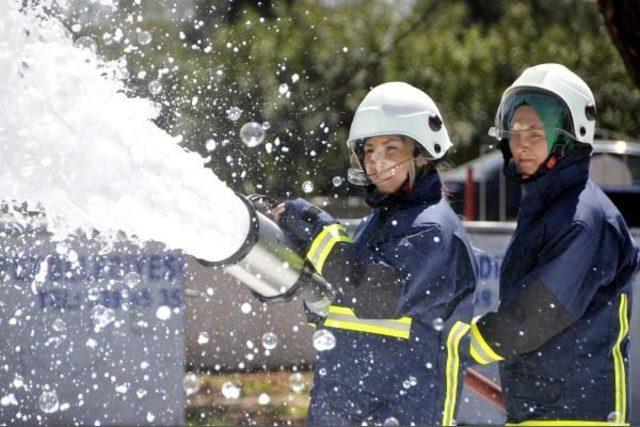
[488,89,574,150]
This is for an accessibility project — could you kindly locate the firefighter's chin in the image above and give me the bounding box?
[515,158,540,178]
[372,175,404,195]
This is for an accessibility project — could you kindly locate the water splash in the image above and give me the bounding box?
[0,1,249,263]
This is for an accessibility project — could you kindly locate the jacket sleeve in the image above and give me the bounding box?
[303,223,404,319]
[305,223,476,321]
[467,221,620,365]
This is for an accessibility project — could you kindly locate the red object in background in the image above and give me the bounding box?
[464,368,505,412]
[464,166,476,220]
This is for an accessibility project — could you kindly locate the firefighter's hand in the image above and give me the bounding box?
[276,198,335,243]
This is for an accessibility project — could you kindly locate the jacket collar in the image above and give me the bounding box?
[518,153,590,219]
[364,170,442,211]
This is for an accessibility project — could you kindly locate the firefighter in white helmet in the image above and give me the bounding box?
[465,64,639,424]
[274,82,478,425]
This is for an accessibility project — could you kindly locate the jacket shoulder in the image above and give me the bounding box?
[410,199,470,244]
[544,180,631,244]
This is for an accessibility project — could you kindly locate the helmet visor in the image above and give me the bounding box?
[489,89,574,150]
[347,137,415,186]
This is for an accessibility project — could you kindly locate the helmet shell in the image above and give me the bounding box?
[497,63,596,145]
[347,82,452,159]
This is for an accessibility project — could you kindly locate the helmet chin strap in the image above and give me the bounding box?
[365,157,413,179]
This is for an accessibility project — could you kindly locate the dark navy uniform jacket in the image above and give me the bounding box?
[468,154,639,425]
[306,171,477,426]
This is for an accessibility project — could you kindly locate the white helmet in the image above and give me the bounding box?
[490,63,596,147]
[347,82,451,185]
[348,82,451,157]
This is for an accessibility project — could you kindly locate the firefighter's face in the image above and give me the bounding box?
[363,135,413,195]
[508,106,549,178]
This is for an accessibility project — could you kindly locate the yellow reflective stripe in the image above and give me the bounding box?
[470,323,504,364]
[323,305,412,339]
[442,321,470,426]
[324,318,410,339]
[506,421,630,426]
[511,294,631,427]
[612,293,629,425]
[327,305,411,325]
[307,225,334,262]
[306,224,352,273]
[314,234,352,273]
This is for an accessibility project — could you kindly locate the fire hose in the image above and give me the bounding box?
[464,368,505,411]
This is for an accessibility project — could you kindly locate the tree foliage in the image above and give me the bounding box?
[62,0,640,198]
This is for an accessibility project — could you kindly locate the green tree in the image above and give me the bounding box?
[61,0,640,199]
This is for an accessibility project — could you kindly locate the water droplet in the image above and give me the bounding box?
[402,380,411,389]
[12,374,24,389]
[318,367,327,376]
[302,180,314,194]
[607,412,621,423]
[148,80,162,95]
[261,332,278,350]
[289,373,305,393]
[137,388,147,399]
[155,305,171,320]
[291,73,300,83]
[239,122,265,148]
[123,271,141,288]
[137,30,152,45]
[91,305,115,330]
[115,384,128,393]
[52,318,66,333]
[426,362,433,369]
[383,417,400,426]
[240,302,252,314]
[278,83,289,95]
[74,36,97,54]
[38,389,59,413]
[67,250,78,262]
[409,376,417,386]
[197,332,209,345]
[312,329,336,351]
[261,121,271,130]
[0,393,18,406]
[332,176,343,187]
[431,317,444,332]
[226,106,243,122]
[146,412,155,422]
[433,236,441,243]
[258,393,270,405]
[221,382,241,399]
[205,139,217,152]
[183,373,200,396]
[87,287,100,301]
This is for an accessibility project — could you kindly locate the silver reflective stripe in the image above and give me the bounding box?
[469,323,503,365]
